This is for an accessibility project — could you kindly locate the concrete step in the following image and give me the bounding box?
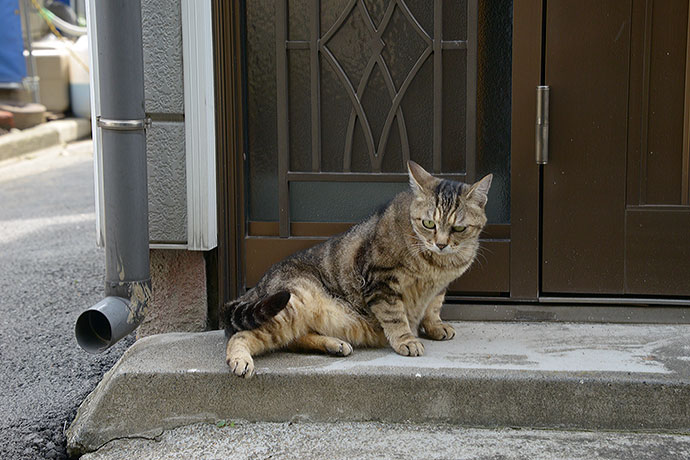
[67,322,690,456]
[79,421,690,460]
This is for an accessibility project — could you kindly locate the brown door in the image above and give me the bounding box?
[241,1,513,297]
[542,0,690,297]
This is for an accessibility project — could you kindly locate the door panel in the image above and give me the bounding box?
[542,0,630,294]
[631,0,688,205]
[448,239,510,293]
[625,208,690,295]
[627,0,689,208]
[624,0,690,296]
[244,223,510,291]
[543,0,690,297]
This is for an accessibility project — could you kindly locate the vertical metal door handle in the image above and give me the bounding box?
[536,85,550,164]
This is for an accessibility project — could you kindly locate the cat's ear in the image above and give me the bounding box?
[407,161,435,194]
[467,174,493,207]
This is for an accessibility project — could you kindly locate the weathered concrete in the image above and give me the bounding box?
[0,118,91,162]
[67,322,690,455]
[137,249,208,337]
[81,421,690,460]
[146,120,186,243]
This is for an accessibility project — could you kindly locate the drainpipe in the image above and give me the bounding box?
[75,0,151,353]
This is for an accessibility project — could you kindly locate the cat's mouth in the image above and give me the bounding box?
[429,244,456,255]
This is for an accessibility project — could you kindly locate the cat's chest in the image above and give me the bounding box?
[399,272,445,308]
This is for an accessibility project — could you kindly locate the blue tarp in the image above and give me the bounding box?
[0,0,27,84]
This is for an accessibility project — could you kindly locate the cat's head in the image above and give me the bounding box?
[407,161,492,255]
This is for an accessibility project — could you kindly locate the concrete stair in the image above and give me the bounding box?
[67,322,690,457]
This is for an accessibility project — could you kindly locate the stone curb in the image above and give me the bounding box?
[0,118,91,162]
[66,324,690,456]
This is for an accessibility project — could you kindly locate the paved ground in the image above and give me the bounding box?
[81,421,690,460]
[0,141,133,460]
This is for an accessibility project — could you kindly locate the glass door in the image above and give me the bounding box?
[242,0,513,297]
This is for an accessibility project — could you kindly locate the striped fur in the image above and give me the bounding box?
[223,291,291,337]
[222,161,492,378]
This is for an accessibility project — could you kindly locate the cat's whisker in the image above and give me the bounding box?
[478,245,495,256]
[475,248,489,268]
[473,254,486,270]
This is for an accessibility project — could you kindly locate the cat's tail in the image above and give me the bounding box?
[222,290,291,338]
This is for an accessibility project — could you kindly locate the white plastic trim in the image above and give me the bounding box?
[86,0,105,248]
[150,243,189,250]
[181,0,218,251]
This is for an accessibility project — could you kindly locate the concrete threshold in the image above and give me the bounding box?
[67,322,690,456]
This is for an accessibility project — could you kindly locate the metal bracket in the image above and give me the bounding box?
[536,86,550,165]
[97,116,151,131]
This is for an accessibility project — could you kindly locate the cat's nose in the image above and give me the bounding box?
[436,243,447,250]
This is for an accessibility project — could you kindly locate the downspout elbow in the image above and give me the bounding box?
[75,280,151,353]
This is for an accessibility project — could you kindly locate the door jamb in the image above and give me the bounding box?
[212,0,245,319]
[509,0,543,300]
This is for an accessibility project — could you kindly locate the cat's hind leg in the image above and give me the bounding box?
[226,283,363,377]
[225,330,266,378]
[226,299,308,378]
[287,333,353,357]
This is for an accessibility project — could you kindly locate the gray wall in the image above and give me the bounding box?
[141,0,187,243]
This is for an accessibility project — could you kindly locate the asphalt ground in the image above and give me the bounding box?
[0,141,133,460]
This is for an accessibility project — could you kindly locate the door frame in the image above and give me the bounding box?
[213,0,690,324]
[212,0,244,321]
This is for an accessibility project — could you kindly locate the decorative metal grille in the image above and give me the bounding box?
[270,0,477,236]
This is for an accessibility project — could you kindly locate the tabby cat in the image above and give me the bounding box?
[222,161,492,378]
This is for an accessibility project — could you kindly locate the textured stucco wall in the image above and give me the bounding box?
[141,0,184,114]
[146,121,187,242]
[141,0,186,243]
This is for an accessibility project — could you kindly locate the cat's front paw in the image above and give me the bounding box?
[424,322,456,341]
[227,353,255,378]
[392,335,425,357]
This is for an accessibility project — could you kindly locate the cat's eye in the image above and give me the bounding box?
[452,225,466,233]
[422,219,436,229]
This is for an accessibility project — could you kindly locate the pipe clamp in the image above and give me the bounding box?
[97,116,151,131]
